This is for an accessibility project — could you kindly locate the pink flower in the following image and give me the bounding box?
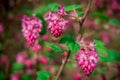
[57,6,67,15]
[0,23,3,33]
[46,6,68,37]
[75,40,98,76]
[105,9,113,17]
[94,0,103,8]
[10,73,20,80]
[0,55,8,64]
[100,32,110,44]
[111,0,120,10]
[85,20,97,29]
[21,15,42,46]
[73,72,82,80]
[24,59,34,68]
[16,52,28,64]
[46,66,56,74]
[33,44,41,53]
[42,34,48,41]
[38,56,48,65]
[26,69,36,75]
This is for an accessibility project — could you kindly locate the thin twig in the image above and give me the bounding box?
[77,0,92,35]
[56,0,93,80]
[56,50,71,80]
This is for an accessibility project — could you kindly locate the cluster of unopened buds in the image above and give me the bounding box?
[46,6,68,37]
[75,39,98,76]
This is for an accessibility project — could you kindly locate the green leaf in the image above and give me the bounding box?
[20,6,33,16]
[59,35,80,53]
[94,40,120,62]
[106,50,120,62]
[34,5,49,14]
[44,42,62,53]
[94,40,107,53]
[65,5,83,11]
[45,52,54,59]
[92,12,110,21]
[99,68,105,73]
[109,19,120,27]
[94,40,108,61]
[0,72,5,80]
[94,40,105,47]
[22,74,32,80]
[59,35,75,44]
[53,76,57,80]
[77,11,84,16]
[35,13,47,36]
[12,62,24,72]
[37,71,51,80]
[48,3,59,12]
[92,70,98,75]
[68,42,80,53]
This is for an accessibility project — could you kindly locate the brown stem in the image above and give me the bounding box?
[56,0,93,80]
[77,0,92,35]
[56,50,71,80]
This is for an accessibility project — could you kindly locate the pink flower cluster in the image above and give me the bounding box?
[10,73,20,80]
[21,15,42,46]
[75,40,98,76]
[46,6,68,37]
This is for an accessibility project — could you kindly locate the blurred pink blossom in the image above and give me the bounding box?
[100,32,110,44]
[33,44,41,53]
[10,73,20,80]
[16,52,28,64]
[0,55,8,64]
[0,23,3,33]
[111,0,120,10]
[47,66,56,74]
[105,9,113,17]
[24,59,35,68]
[63,51,68,56]
[42,34,48,41]
[73,72,82,80]
[94,0,103,8]
[85,20,97,29]
[26,69,36,75]
[38,56,48,65]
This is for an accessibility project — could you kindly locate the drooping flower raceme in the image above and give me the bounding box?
[46,6,68,37]
[75,40,98,76]
[21,15,42,46]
